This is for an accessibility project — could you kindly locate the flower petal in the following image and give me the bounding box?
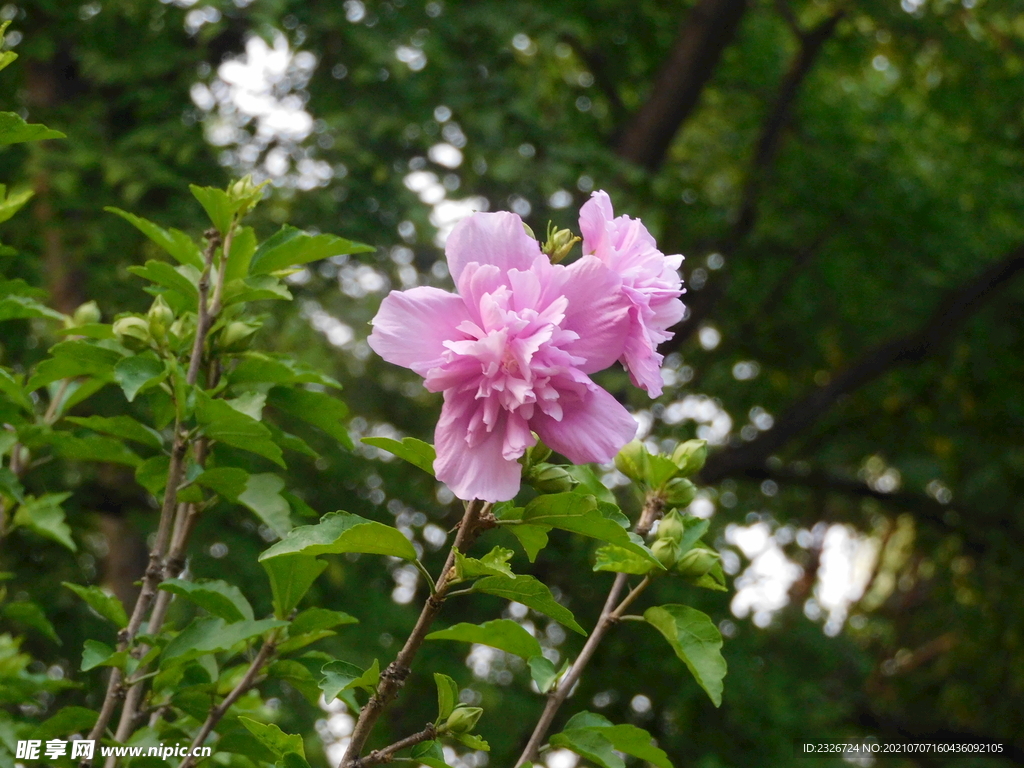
[532,383,637,465]
[434,395,524,502]
[556,255,631,373]
[445,211,543,284]
[367,287,469,376]
[579,190,615,257]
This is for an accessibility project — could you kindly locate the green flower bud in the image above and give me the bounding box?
[526,440,551,466]
[527,463,577,494]
[664,477,697,507]
[228,174,269,216]
[72,301,101,326]
[541,223,581,264]
[656,510,685,544]
[651,537,680,569]
[444,706,483,734]
[147,296,174,341]
[614,439,648,483]
[113,316,152,351]
[220,321,258,352]
[675,545,720,579]
[671,439,708,477]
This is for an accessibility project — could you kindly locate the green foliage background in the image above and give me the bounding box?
[1,0,1023,766]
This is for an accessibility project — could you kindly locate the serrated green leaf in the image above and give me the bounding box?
[229,353,341,389]
[559,712,672,768]
[237,717,304,758]
[259,510,416,561]
[644,605,727,707]
[528,655,561,694]
[508,524,549,562]
[159,579,254,623]
[564,465,615,504]
[62,582,127,626]
[194,466,248,499]
[320,658,379,702]
[249,225,373,275]
[593,545,657,576]
[472,575,585,635]
[190,185,234,235]
[0,367,32,412]
[127,260,200,302]
[0,112,65,145]
[27,340,124,391]
[410,740,449,768]
[262,555,327,619]
[238,473,292,537]
[452,733,489,751]
[65,415,163,449]
[16,495,76,552]
[267,660,321,705]
[81,639,127,672]
[113,352,167,403]
[46,432,142,467]
[268,387,351,448]
[550,729,622,768]
[221,274,293,306]
[427,619,543,661]
[162,617,286,662]
[433,673,459,723]
[360,436,435,475]
[105,207,204,269]
[195,390,285,467]
[290,607,358,635]
[225,226,257,282]
[454,546,514,581]
[2,602,60,644]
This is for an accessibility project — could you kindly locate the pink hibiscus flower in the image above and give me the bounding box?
[367,211,638,502]
[579,190,685,397]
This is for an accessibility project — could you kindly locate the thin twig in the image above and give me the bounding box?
[178,634,279,768]
[354,724,438,768]
[340,500,492,767]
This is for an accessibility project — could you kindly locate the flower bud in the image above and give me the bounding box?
[147,296,174,341]
[541,224,581,264]
[72,301,101,326]
[656,510,685,544]
[614,440,648,483]
[527,463,577,494]
[113,316,152,351]
[219,321,258,352]
[664,477,697,507]
[526,441,551,466]
[651,537,680,569]
[228,174,268,216]
[444,706,483,734]
[675,545,720,579]
[671,439,708,477]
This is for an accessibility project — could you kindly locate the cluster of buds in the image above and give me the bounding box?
[615,438,707,498]
[112,295,176,352]
[521,441,579,495]
[651,509,721,578]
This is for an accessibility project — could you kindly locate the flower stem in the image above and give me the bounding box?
[339,500,492,767]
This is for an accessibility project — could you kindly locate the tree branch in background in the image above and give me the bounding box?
[665,8,844,350]
[616,0,748,171]
[701,245,1024,484]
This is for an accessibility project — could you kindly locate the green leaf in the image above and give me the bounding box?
[230,353,341,389]
[225,226,257,282]
[0,466,24,503]
[46,432,142,467]
[0,112,65,145]
[262,555,328,619]
[238,473,292,537]
[290,607,358,635]
[593,545,657,576]
[528,655,561,694]
[162,617,286,663]
[0,188,32,225]
[559,713,673,768]
[360,436,435,475]
[113,352,167,402]
[320,658,379,702]
[645,454,680,488]
[2,602,60,644]
[452,733,489,751]
[410,741,449,768]
[564,465,615,504]
[259,510,417,562]
[105,207,204,269]
[237,717,304,758]
[268,387,352,449]
[0,367,32,412]
[31,707,98,742]
[194,466,248,500]
[0,295,64,323]
[520,493,664,570]
[426,619,543,661]
[190,185,234,235]
[267,659,322,705]
[472,575,585,635]
[507,524,549,562]
[135,455,170,496]
[62,582,128,626]
[127,260,200,301]
[433,673,459,723]
[454,546,514,581]
[643,605,727,707]
[81,639,128,672]
[549,729,623,768]
[27,340,124,391]
[249,225,373,275]
[158,579,255,623]
[221,274,293,306]
[65,415,163,449]
[196,390,285,467]
[15,494,76,552]
[677,517,711,554]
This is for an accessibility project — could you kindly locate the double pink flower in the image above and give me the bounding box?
[368,192,683,502]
